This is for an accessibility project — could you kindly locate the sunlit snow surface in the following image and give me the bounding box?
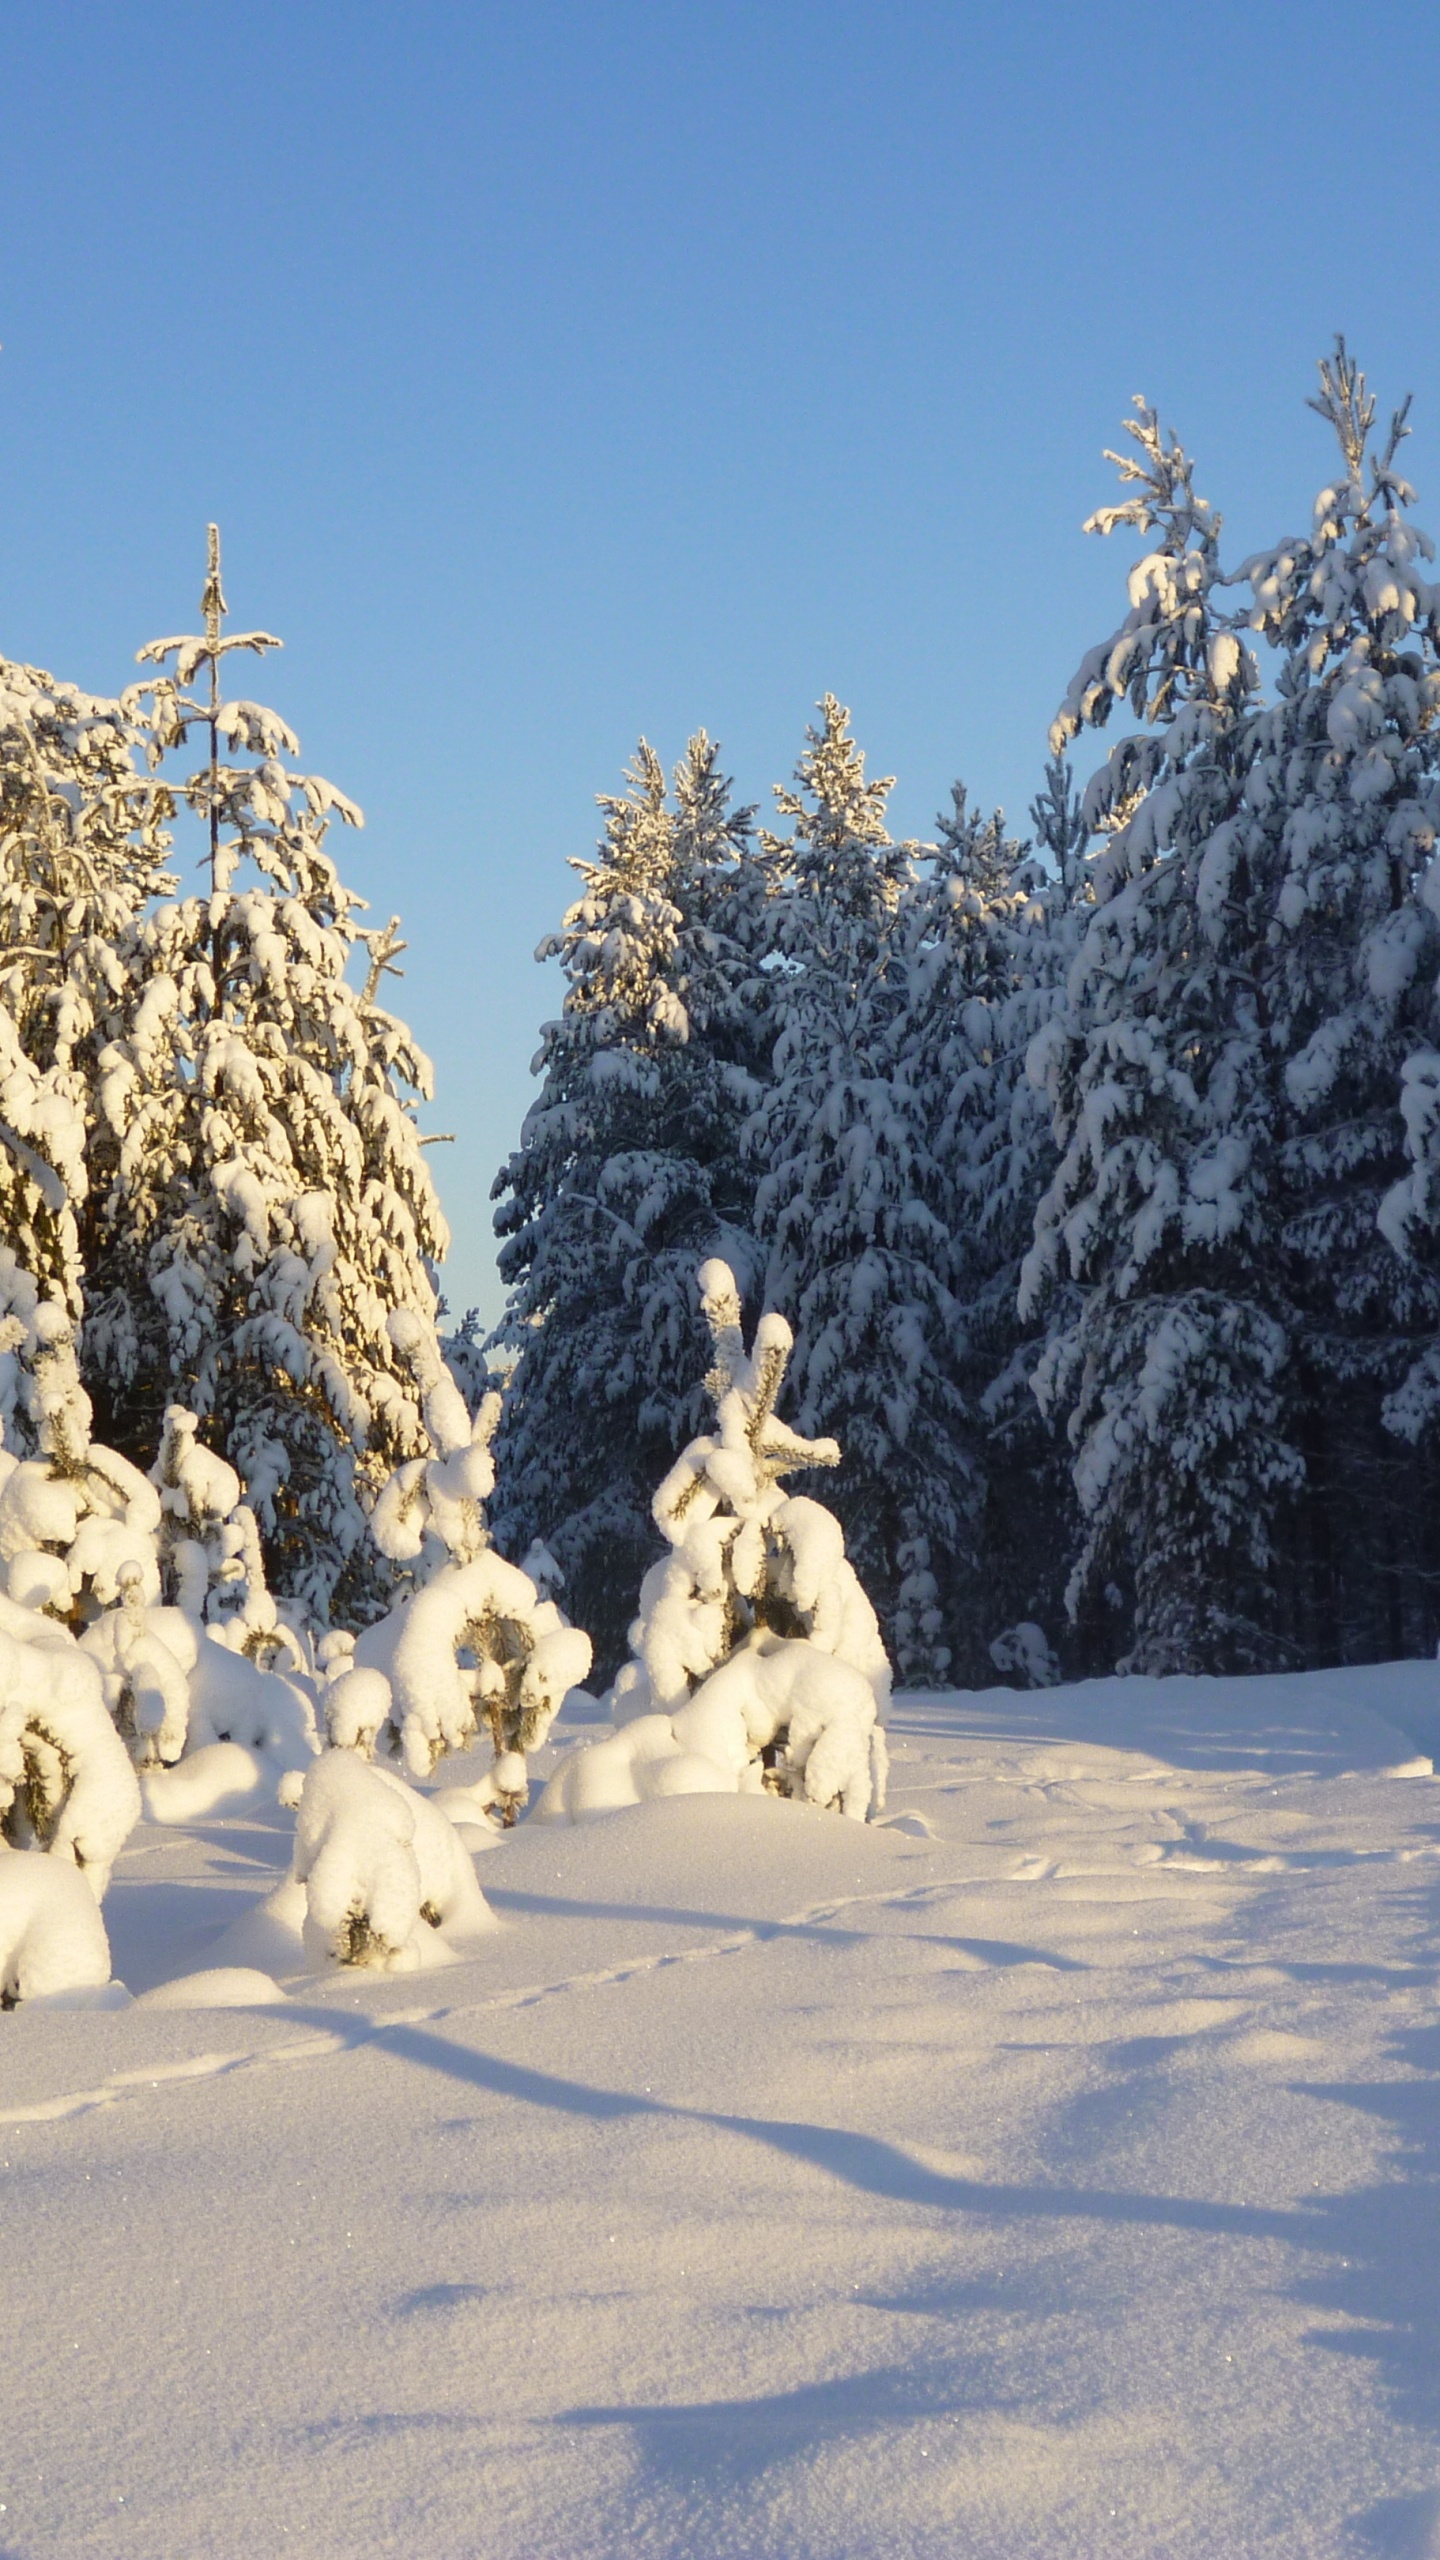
[4,1663,1440,2558]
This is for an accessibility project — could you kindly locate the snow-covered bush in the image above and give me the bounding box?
[539,1259,890,1823]
[0,1602,141,1900]
[613,1260,889,1718]
[989,1621,1062,1689]
[290,1748,492,1970]
[148,1404,279,1643]
[0,1849,115,2006]
[0,1332,318,1777]
[369,1308,502,1579]
[348,1552,590,1788]
[0,1291,162,1621]
[539,1638,884,1823]
[321,1306,591,1820]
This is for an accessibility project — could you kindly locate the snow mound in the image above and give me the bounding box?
[135,1966,288,2009]
[140,1741,272,1824]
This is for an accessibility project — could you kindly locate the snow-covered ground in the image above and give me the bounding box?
[4,1663,1440,2559]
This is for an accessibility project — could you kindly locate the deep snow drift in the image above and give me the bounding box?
[2,1659,1440,2559]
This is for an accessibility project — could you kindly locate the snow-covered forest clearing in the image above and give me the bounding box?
[5,1664,1440,2557]
[5,339,1440,2555]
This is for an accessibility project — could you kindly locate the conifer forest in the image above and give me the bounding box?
[8,344,1439,1702]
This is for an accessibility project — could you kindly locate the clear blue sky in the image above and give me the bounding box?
[4,0,1439,1320]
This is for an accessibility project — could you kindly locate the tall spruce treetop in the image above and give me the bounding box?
[1022,400,1303,1675]
[491,734,762,1675]
[88,529,448,1621]
[1242,346,1440,1255]
[752,696,960,1634]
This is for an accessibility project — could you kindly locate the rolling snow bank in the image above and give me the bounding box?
[8,1661,1440,2559]
[541,1262,892,1825]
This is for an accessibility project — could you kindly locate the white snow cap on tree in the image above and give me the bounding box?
[540,1259,890,1823]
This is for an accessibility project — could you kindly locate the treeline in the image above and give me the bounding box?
[491,344,1440,1685]
[6,344,1440,1690]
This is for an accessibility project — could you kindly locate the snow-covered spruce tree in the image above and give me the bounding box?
[989,759,1097,1673]
[749,695,961,1648]
[491,733,764,1677]
[888,771,1081,1683]
[1233,345,1440,1660]
[318,1302,591,1826]
[1021,399,1305,1676]
[0,654,171,1311]
[85,528,448,1623]
[538,1257,889,1822]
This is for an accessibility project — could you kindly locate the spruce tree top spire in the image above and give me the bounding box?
[130,524,357,904]
[1050,399,1247,774]
[1309,335,1383,484]
[200,524,227,893]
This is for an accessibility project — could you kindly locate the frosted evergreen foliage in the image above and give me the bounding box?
[0,1291,145,1902]
[1022,399,1303,1674]
[492,734,763,1675]
[753,697,962,1633]
[1226,346,1440,1655]
[889,773,1082,1679]
[90,529,448,1621]
[437,1303,490,1418]
[890,1514,949,1687]
[0,655,170,1308]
